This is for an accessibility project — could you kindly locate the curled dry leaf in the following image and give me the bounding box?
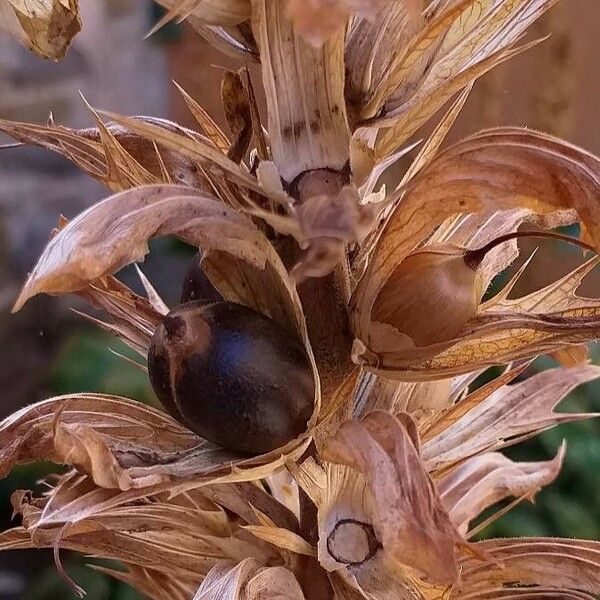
[458,538,600,595]
[10,468,294,551]
[321,411,464,585]
[438,445,565,534]
[0,0,80,59]
[0,117,214,193]
[0,393,192,488]
[420,361,530,442]
[422,366,600,472]
[0,393,316,490]
[13,184,301,332]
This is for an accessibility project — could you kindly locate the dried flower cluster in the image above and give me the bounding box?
[0,0,599,599]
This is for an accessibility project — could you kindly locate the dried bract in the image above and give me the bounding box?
[0,0,80,59]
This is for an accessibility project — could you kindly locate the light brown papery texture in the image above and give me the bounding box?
[422,365,600,472]
[354,128,600,336]
[13,184,302,332]
[192,558,305,599]
[458,538,600,594]
[0,117,219,193]
[364,0,560,159]
[0,472,298,597]
[345,1,424,116]
[322,411,463,585]
[0,389,313,490]
[438,446,564,534]
[387,257,600,378]
[0,0,80,59]
[251,0,350,182]
[351,128,600,377]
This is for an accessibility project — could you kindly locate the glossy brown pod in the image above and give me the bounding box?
[180,251,223,304]
[148,301,314,455]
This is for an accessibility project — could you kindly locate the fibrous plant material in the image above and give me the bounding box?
[0,0,80,59]
[0,1,600,599]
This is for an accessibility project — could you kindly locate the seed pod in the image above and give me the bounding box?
[364,230,597,363]
[148,301,315,455]
[180,251,223,304]
[372,244,484,347]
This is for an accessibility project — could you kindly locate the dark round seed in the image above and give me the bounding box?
[148,301,315,455]
[180,251,223,304]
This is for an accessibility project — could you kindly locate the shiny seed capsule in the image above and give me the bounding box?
[148,301,315,455]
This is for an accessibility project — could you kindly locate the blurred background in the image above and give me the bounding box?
[0,0,599,598]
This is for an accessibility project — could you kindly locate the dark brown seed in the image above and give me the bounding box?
[148,301,315,455]
[180,251,223,304]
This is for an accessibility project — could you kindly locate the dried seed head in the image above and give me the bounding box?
[365,230,596,357]
[148,301,315,455]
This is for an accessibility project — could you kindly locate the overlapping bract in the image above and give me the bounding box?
[0,0,80,59]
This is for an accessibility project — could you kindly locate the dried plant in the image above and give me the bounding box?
[1,1,600,599]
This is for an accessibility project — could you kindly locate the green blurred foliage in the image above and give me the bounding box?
[47,330,156,404]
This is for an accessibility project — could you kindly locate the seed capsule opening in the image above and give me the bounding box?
[327,519,380,566]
